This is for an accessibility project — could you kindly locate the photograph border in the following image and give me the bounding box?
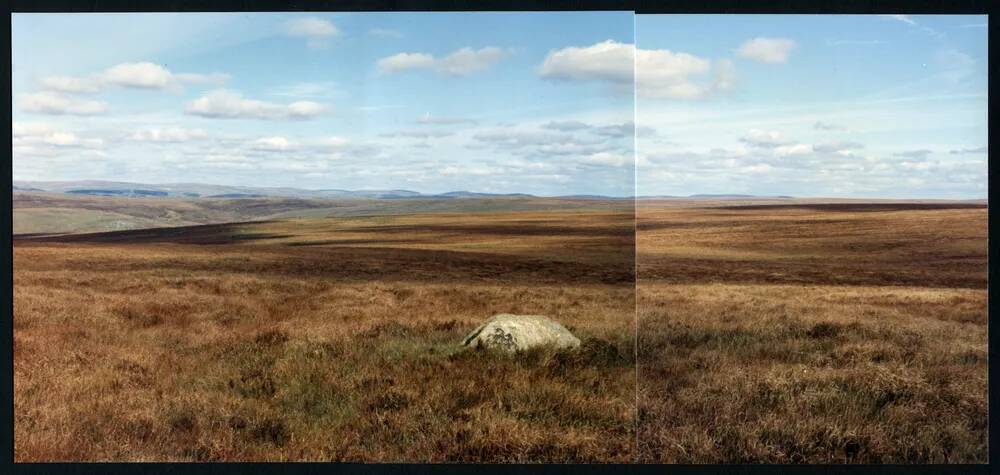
[3,0,995,473]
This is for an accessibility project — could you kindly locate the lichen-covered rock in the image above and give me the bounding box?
[461,314,581,353]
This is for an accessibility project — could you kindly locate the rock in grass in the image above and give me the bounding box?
[461,314,580,353]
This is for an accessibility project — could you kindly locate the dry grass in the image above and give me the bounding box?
[15,200,987,463]
[14,209,636,462]
[637,203,988,463]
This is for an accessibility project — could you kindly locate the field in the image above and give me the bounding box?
[637,202,988,463]
[13,196,988,463]
[13,204,636,462]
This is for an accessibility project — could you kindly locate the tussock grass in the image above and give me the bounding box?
[637,205,987,463]
[14,210,635,462]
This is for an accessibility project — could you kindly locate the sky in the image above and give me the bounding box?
[636,14,988,199]
[12,12,636,197]
[12,14,989,199]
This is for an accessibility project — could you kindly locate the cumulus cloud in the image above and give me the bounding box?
[185,90,328,120]
[38,76,102,94]
[538,40,633,85]
[377,53,435,74]
[13,122,105,158]
[638,50,734,99]
[377,47,505,76]
[540,40,735,100]
[37,62,229,94]
[17,92,108,115]
[736,37,797,64]
[286,17,339,48]
[102,62,180,89]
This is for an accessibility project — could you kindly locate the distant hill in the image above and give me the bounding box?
[12,191,633,235]
[13,180,597,200]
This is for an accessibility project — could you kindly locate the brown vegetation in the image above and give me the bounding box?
[637,203,988,463]
[14,197,987,463]
[14,209,635,462]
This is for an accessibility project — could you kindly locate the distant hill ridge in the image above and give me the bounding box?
[12,180,804,200]
[14,180,624,200]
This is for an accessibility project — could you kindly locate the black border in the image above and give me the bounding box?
[5,0,996,13]
[3,1,996,473]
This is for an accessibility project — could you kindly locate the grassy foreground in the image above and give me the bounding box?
[637,203,988,463]
[14,210,636,462]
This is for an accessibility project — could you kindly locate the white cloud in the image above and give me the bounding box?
[812,141,864,154]
[38,76,102,94]
[377,52,435,74]
[17,92,108,115]
[881,15,945,39]
[13,122,105,158]
[253,136,293,150]
[580,152,631,167]
[950,146,987,155]
[884,15,917,26]
[541,120,591,131]
[440,165,503,176]
[540,40,734,100]
[287,101,328,119]
[416,112,476,125]
[377,47,505,76]
[774,143,813,157]
[185,89,328,120]
[101,62,177,89]
[638,50,734,100]
[736,37,797,64]
[538,40,633,85]
[286,17,339,48]
[381,129,454,139]
[38,62,229,94]
[130,127,208,143]
[739,129,790,148]
[436,47,505,75]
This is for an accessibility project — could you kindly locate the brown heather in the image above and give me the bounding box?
[637,202,987,463]
[14,209,636,462]
[14,199,988,463]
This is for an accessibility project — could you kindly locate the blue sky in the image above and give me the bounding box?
[12,12,635,196]
[13,14,989,199]
[636,14,988,198]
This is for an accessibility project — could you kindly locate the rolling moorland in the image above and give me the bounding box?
[13,198,637,462]
[637,201,988,463]
[13,190,625,236]
[12,188,988,462]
